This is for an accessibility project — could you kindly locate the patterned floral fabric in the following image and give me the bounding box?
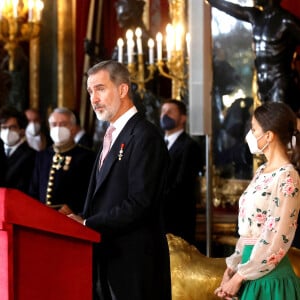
[226,163,300,280]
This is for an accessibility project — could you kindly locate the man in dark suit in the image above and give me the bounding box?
[68,60,171,300]
[25,107,51,151]
[160,99,204,245]
[73,110,94,149]
[29,107,96,214]
[0,106,36,194]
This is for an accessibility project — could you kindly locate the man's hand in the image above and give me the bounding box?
[67,213,85,225]
[58,204,74,215]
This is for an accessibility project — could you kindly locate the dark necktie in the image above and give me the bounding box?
[5,147,11,157]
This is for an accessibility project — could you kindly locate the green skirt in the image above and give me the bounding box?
[238,245,300,300]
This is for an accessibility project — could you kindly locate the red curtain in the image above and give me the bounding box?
[101,0,121,59]
[159,0,171,31]
[75,0,91,108]
[282,0,300,18]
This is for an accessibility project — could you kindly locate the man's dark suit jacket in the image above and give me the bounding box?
[29,144,96,214]
[83,113,171,300]
[164,131,203,244]
[77,132,94,149]
[3,141,36,194]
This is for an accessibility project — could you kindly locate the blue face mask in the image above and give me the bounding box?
[160,114,176,130]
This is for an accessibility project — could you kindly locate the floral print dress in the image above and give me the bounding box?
[226,163,300,280]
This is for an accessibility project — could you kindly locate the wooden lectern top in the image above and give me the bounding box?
[0,188,100,243]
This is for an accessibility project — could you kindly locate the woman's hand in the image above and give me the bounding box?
[215,272,244,299]
[214,268,236,298]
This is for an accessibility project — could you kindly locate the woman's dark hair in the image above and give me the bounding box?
[254,102,300,172]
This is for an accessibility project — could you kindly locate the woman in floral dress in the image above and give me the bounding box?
[215,102,300,300]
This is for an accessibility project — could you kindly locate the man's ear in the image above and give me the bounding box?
[119,83,129,98]
[19,128,25,137]
[70,125,77,138]
[180,114,187,126]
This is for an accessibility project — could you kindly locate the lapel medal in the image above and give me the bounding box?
[118,143,125,160]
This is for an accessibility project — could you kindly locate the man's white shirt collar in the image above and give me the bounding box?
[165,129,184,150]
[4,137,26,156]
[74,129,85,143]
[110,106,138,146]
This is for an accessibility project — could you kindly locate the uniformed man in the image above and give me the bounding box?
[29,107,96,214]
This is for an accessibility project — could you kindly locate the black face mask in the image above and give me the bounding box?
[160,114,176,130]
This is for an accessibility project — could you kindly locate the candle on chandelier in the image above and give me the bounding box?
[135,27,143,55]
[175,24,183,51]
[148,38,155,65]
[36,0,44,21]
[128,39,135,63]
[166,24,174,61]
[126,29,134,64]
[28,0,34,22]
[0,1,4,20]
[117,38,124,63]
[13,0,19,18]
[186,32,191,58]
[156,32,162,61]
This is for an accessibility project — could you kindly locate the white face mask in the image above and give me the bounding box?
[50,126,71,145]
[0,129,21,146]
[245,130,268,155]
[26,121,41,137]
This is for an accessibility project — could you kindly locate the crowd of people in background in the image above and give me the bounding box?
[0,59,300,300]
[0,0,300,298]
[0,60,205,299]
[0,106,96,196]
[0,86,205,249]
[0,81,205,251]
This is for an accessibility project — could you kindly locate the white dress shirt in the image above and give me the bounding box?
[110,106,138,148]
[164,129,184,150]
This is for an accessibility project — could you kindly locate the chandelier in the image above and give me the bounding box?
[0,0,44,71]
[116,0,188,100]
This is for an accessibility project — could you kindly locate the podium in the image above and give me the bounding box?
[0,188,100,300]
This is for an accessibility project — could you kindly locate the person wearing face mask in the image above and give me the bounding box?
[214,102,300,300]
[24,108,51,151]
[0,106,36,194]
[160,99,204,245]
[28,107,96,214]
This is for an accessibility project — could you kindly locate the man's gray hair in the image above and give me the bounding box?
[49,107,76,125]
